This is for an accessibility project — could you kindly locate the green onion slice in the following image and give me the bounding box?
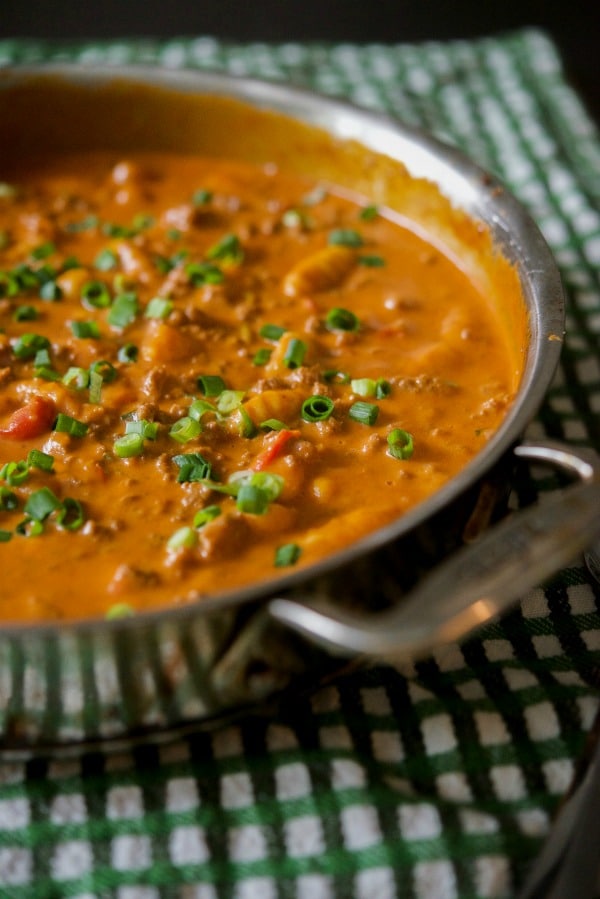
[252,348,272,366]
[197,374,226,397]
[0,487,18,510]
[259,323,286,341]
[62,367,90,390]
[217,390,245,415]
[81,280,111,309]
[114,433,144,458]
[259,418,287,431]
[117,343,138,363]
[274,543,302,567]
[13,304,38,322]
[173,452,212,483]
[236,484,270,515]
[166,526,198,551]
[328,228,364,247]
[205,233,244,264]
[70,320,100,339]
[125,419,159,440]
[89,360,117,383]
[325,307,360,332]
[12,333,51,360]
[1,460,30,486]
[24,487,62,521]
[108,292,139,329]
[387,428,414,460]
[169,416,202,444]
[186,262,225,286]
[301,395,334,422]
[283,338,307,369]
[94,249,118,271]
[348,401,379,426]
[54,414,89,437]
[192,505,221,528]
[56,497,85,530]
[359,204,378,221]
[26,449,54,472]
[145,296,173,319]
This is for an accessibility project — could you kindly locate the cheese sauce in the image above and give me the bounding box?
[0,152,521,621]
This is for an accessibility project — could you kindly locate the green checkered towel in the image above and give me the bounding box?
[0,29,599,899]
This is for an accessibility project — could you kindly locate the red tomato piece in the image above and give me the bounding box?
[0,396,57,440]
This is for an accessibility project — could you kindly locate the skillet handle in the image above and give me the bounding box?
[268,441,600,660]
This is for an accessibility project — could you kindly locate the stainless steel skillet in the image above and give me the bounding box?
[0,64,596,756]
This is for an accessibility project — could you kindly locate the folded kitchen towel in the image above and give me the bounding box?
[0,29,599,899]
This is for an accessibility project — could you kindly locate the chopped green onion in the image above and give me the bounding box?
[12,333,50,360]
[0,487,18,510]
[105,602,134,620]
[167,526,198,551]
[108,292,138,329]
[259,323,286,341]
[283,338,307,369]
[94,248,119,271]
[81,280,111,309]
[24,487,62,521]
[186,262,224,286]
[173,452,212,483]
[114,433,145,458]
[328,228,364,247]
[1,460,30,486]
[375,378,391,398]
[62,367,90,390]
[54,413,89,437]
[252,347,272,366]
[325,307,360,332]
[56,497,85,530]
[117,343,138,363]
[0,529,12,543]
[169,416,202,444]
[205,233,243,264]
[34,365,61,382]
[192,188,213,206]
[351,378,377,398]
[39,280,63,302]
[229,470,284,502]
[125,419,158,440]
[188,398,216,422]
[66,215,99,233]
[34,347,52,367]
[217,390,245,415]
[15,517,44,537]
[26,449,54,472]
[301,395,335,422]
[88,369,103,404]
[274,543,302,567]
[259,418,287,431]
[89,360,117,383]
[145,296,173,319]
[197,374,226,397]
[230,406,256,438]
[359,255,385,267]
[30,241,56,261]
[387,428,414,460]
[192,505,221,528]
[348,401,379,426]
[359,205,378,221]
[323,369,351,384]
[13,304,38,322]
[236,484,270,515]
[70,320,100,339]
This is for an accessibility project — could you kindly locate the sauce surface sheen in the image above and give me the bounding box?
[0,152,520,622]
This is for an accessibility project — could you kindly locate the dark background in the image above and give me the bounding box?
[1,0,598,120]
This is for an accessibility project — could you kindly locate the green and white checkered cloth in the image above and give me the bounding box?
[1,29,599,899]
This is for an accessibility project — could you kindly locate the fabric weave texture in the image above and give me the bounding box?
[0,29,599,899]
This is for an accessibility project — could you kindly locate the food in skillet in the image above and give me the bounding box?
[0,152,523,621]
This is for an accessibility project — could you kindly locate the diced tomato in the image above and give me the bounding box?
[254,428,300,470]
[0,396,57,440]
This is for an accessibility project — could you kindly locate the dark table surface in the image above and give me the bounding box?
[2,0,598,123]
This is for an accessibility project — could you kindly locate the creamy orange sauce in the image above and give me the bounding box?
[0,152,522,622]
